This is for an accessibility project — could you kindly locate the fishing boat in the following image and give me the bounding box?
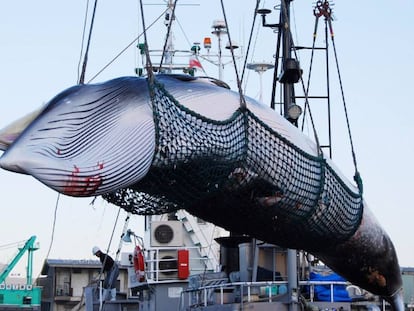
[0,1,404,311]
[73,1,396,310]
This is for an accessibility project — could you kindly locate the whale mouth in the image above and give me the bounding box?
[0,149,104,196]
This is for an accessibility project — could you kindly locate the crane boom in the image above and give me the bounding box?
[0,235,38,284]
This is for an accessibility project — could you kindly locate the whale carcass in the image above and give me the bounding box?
[0,75,403,309]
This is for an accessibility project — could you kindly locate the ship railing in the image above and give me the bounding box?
[180,279,352,308]
[298,280,350,303]
[181,280,289,308]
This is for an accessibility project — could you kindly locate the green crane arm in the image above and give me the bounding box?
[0,236,37,284]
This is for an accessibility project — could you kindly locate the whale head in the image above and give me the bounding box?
[0,77,155,196]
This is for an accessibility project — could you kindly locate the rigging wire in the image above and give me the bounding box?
[139,0,155,85]
[78,0,166,84]
[327,18,362,192]
[175,17,208,76]
[32,193,60,282]
[298,1,362,192]
[78,0,99,84]
[0,240,27,250]
[242,16,261,96]
[158,0,178,72]
[300,16,319,134]
[44,194,60,262]
[87,9,168,83]
[174,16,193,48]
[103,207,122,260]
[97,207,122,311]
[240,0,261,85]
[77,0,91,83]
[219,0,246,109]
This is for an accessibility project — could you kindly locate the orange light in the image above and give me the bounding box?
[203,37,212,49]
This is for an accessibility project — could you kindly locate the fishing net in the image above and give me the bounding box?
[103,78,363,249]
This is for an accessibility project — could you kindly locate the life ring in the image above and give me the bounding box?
[133,245,146,282]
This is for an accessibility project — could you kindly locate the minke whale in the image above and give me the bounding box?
[0,74,403,309]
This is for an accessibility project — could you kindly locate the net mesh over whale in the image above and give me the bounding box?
[103,79,363,246]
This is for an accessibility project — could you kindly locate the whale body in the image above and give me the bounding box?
[0,75,403,309]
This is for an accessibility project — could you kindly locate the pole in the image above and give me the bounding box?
[259,71,264,102]
[287,249,299,311]
[281,1,299,310]
[218,32,223,81]
[282,0,294,119]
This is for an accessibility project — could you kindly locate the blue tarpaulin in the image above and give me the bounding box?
[310,271,352,302]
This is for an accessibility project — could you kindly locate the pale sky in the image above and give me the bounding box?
[1,0,413,279]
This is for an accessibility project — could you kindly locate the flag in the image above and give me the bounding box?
[189,55,203,70]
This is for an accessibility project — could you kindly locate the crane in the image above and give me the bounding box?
[0,235,39,285]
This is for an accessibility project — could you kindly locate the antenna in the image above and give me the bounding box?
[246,62,275,102]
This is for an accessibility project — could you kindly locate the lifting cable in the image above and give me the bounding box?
[44,194,60,264]
[78,0,167,83]
[102,207,122,264]
[300,12,320,134]
[326,14,362,193]
[88,10,168,83]
[78,0,99,84]
[34,192,60,283]
[301,1,362,193]
[139,0,155,89]
[219,0,246,110]
[77,0,92,83]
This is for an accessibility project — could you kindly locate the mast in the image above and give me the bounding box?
[258,0,302,125]
[211,20,227,81]
[280,1,301,123]
[163,0,175,73]
[258,2,302,311]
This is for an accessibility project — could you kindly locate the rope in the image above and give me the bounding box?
[300,16,319,133]
[139,0,155,85]
[32,193,61,282]
[78,0,99,84]
[102,207,121,270]
[240,0,261,84]
[326,8,362,194]
[97,207,122,311]
[219,0,246,110]
[77,0,91,83]
[44,194,60,265]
